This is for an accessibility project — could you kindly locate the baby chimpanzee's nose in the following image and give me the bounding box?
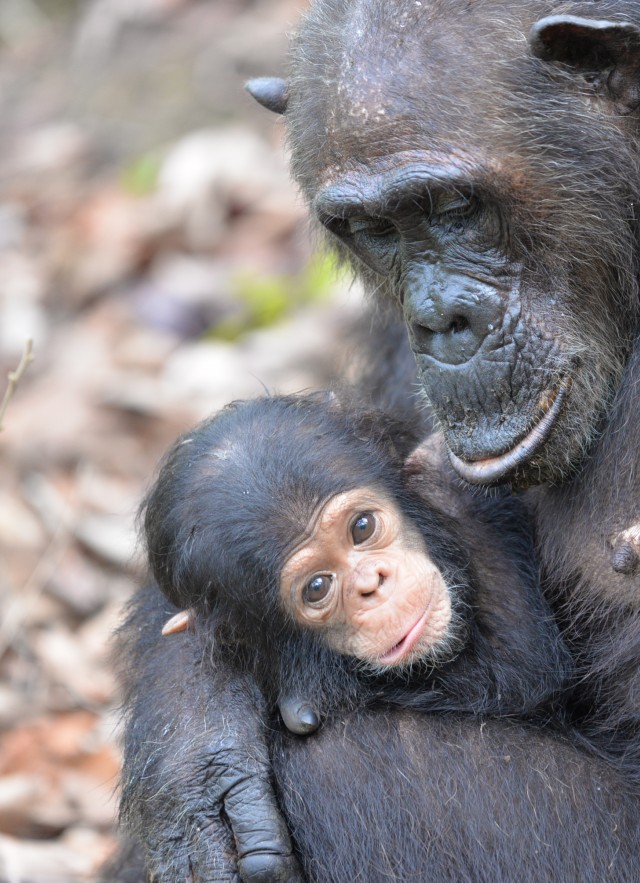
[351,558,390,599]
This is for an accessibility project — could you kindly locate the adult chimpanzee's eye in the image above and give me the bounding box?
[346,218,399,270]
[440,196,473,214]
[302,574,333,606]
[348,217,397,239]
[351,513,376,545]
[319,214,399,274]
[434,194,478,224]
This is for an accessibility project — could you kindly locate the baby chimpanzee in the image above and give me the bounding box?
[142,392,569,721]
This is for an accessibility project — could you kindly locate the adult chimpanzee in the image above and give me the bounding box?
[114,2,640,881]
[144,393,568,719]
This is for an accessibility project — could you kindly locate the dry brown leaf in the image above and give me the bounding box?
[0,712,120,838]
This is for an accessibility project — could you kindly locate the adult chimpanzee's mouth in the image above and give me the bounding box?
[378,610,430,665]
[448,374,572,485]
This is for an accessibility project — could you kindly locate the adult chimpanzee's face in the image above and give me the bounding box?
[313,155,578,486]
[280,488,457,669]
[285,0,640,487]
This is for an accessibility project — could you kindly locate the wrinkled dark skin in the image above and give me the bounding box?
[113,2,640,881]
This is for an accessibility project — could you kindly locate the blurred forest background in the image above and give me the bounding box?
[0,1,365,879]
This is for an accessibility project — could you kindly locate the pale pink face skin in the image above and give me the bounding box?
[280,488,454,668]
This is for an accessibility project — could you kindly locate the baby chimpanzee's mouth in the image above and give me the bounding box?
[448,374,572,485]
[378,610,430,665]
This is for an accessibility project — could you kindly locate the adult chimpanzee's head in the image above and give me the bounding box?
[142,394,470,681]
[248,1,640,487]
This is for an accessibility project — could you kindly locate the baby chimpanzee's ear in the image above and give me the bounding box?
[161,609,194,637]
[404,434,448,476]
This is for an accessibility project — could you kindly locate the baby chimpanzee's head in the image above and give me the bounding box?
[143,393,470,676]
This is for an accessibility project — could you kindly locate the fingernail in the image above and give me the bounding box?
[298,705,320,731]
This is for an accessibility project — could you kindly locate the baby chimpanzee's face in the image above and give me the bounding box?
[280,488,455,669]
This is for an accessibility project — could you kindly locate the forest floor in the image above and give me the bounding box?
[0,2,365,879]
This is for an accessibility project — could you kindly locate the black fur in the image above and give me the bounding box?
[112,582,640,883]
[273,712,640,883]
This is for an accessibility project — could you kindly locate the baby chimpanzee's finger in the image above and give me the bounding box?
[278,695,320,735]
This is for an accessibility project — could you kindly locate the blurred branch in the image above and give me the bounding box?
[0,340,34,432]
[0,472,73,660]
[0,525,69,661]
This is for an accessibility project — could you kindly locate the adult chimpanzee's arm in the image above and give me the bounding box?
[116,584,304,883]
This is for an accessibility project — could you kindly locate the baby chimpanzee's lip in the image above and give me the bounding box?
[448,374,572,485]
[378,609,430,665]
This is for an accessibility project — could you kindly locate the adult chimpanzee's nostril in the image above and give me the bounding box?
[407,315,483,365]
[449,316,469,334]
[403,266,505,366]
[409,322,436,353]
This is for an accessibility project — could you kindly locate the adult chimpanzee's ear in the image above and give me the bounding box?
[245,77,289,114]
[529,15,640,112]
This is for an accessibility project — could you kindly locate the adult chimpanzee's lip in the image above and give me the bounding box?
[378,609,430,665]
[448,374,572,485]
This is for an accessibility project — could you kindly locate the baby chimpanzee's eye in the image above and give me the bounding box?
[303,574,333,605]
[351,513,376,545]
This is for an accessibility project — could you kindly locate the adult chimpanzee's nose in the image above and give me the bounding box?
[403,264,505,365]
